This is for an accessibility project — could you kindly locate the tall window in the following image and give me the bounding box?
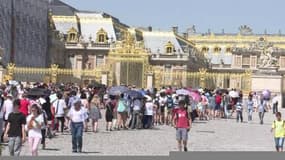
[96,55,104,67]
[76,58,82,69]
[250,56,257,68]
[280,56,285,68]
[242,56,250,65]
[234,55,242,67]
[164,65,172,85]
[86,56,94,69]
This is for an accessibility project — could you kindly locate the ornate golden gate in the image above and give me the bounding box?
[4,62,251,94]
[4,63,105,85]
[106,31,152,88]
[153,69,252,93]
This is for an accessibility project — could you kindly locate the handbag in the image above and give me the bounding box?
[117,100,126,112]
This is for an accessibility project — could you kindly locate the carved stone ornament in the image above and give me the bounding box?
[239,25,253,35]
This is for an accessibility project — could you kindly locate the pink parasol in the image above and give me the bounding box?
[189,91,201,102]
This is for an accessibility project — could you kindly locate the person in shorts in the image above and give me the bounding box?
[271,112,285,152]
[173,100,192,152]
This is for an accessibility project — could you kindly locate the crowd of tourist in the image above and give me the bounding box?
[0,81,283,155]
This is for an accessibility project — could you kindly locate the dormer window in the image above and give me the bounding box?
[98,34,105,42]
[67,27,78,42]
[201,47,209,53]
[165,41,174,54]
[226,47,231,53]
[96,28,108,43]
[214,47,221,53]
[166,47,172,53]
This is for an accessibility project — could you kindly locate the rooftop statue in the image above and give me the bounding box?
[58,32,65,41]
[187,25,196,34]
[239,25,253,35]
[260,46,277,68]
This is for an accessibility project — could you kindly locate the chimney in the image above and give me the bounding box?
[148,26,152,32]
[183,32,188,39]
[172,26,178,34]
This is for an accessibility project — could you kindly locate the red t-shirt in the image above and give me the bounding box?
[19,98,30,117]
[176,108,190,128]
[215,95,222,104]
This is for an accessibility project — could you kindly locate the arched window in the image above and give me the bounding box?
[69,33,76,41]
[165,41,174,54]
[226,47,231,53]
[67,27,78,42]
[166,47,172,53]
[214,47,221,53]
[96,28,108,43]
[201,47,209,53]
[98,34,105,43]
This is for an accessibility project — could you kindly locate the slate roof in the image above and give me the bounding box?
[76,12,117,42]
[142,31,184,54]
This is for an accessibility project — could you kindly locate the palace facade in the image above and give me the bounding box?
[48,0,207,87]
[187,25,285,72]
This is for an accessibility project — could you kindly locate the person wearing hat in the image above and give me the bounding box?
[67,99,88,153]
[143,95,154,129]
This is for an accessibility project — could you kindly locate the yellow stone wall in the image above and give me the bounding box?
[188,34,285,54]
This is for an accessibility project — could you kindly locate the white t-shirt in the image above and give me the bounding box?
[26,114,44,138]
[159,97,167,107]
[52,99,67,117]
[68,107,88,123]
[144,102,154,116]
[3,99,13,120]
[272,96,278,104]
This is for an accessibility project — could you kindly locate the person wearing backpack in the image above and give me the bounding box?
[117,94,128,130]
[271,112,285,152]
[105,97,114,132]
[173,100,192,152]
[166,94,174,125]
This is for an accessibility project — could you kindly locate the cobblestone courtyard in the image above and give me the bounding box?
[2,109,280,156]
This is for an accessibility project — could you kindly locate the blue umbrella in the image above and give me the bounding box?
[124,90,144,99]
[139,90,146,96]
[108,86,128,95]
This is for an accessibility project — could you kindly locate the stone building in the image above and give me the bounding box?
[0,0,49,67]
[49,1,206,87]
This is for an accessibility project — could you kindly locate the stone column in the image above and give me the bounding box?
[101,72,108,86]
[199,68,207,88]
[146,73,154,89]
[50,64,59,83]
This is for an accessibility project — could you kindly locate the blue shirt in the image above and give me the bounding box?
[247,100,254,110]
[258,101,266,112]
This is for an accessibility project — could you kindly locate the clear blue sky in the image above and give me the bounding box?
[61,0,285,34]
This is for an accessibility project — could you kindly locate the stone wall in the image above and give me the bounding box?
[0,0,49,67]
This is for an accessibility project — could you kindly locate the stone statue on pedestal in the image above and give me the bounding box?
[259,46,277,68]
